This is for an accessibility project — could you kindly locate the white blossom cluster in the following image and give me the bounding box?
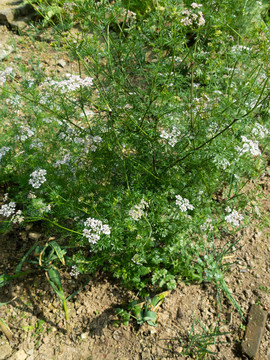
[32,198,51,214]
[200,217,214,232]
[62,1,77,11]
[181,4,205,27]
[213,156,231,170]
[29,169,47,189]
[27,191,37,199]
[58,123,102,152]
[0,67,13,86]
[235,136,261,157]
[6,95,21,107]
[231,45,251,53]
[129,198,149,221]
[42,74,93,94]
[0,146,11,162]
[14,126,35,142]
[83,217,111,244]
[0,201,16,217]
[225,207,244,227]
[29,140,43,149]
[0,200,24,224]
[176,195,194,212]
[160,126,181,147]
[74,134,102,153]
[252,123,269,138]
[11,210,24,224]
[53,152,72,167]
[69,265,80,277]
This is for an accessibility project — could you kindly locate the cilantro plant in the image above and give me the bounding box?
[0,0,269,316]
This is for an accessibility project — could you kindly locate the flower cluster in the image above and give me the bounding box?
[235,136,261,157]
[74,134,102,153]
[6,95,21,107]
[231,45,251,53]
[83,217,111,244]
[29,140,43,149]
[11,210,24,224]
[225,207,244,227]
[62,1,77,11]
[0,146,10,162]
[0,201,16,217]
[29,169,47,189]
[69,265,80,277]
[181,4,205,27]
[129,198,149,221]
[53,152,72,168]
[42,74,93,94]
[14,126,35,142]
[252,123,269,138]
[213,156,231,170]
[200,217,214,232]
[176,195,194,212]
[0,200,24,224]
[0,67,13,86]
[160,126,181,147]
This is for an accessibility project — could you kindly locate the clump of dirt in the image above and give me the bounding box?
[0,25,269,360]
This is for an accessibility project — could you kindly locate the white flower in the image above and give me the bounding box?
[0,67,13,85]
[225,208,243,227]
[191,3,203,8]
[27,191,37,199]
[11,210,24,224]
[70,265,80,277]
[129,198,149,221]
[0,202,16,217]
[235,136,261,157]
[15,126,35,142]
[42,74,93,94]
[231,45,251,53]
[0,147,10,161]
[198,15,205,26]
[200,217,213,232]
[29,169,47,189]
[181,17,193,26]
[160,126,181,147]
[176,195,194,212]
[252,123,269,138]
[82,217,110,244]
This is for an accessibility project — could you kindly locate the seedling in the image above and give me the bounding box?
[117,291,169,326]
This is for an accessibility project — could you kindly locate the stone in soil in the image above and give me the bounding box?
[241,304,267,359]
[0,343,12,360]
[0,0,35,29]
[0,43,13,60]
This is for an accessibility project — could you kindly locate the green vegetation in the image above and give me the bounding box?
[0,0,269,335]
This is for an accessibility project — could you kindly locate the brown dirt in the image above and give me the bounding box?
[0,24,269,360]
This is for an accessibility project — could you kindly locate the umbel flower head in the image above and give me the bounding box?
[83,217,110,244]
[29,169,47,189]
[176,195,194,212]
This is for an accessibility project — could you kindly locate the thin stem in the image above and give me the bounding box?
[161,78,269,174]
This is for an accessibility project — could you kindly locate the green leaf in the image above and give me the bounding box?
[22,325,35,332]
[143,310,157,322]
[47,267,65,301]
[16,243,40,273]
[0,274,12,287]
[49,241,66,265]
